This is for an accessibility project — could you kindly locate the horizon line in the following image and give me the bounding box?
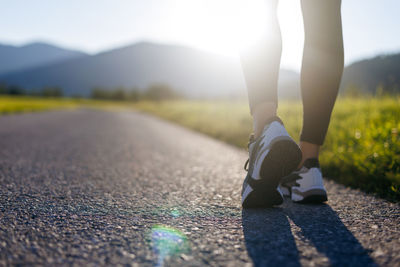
[1,38,399,71]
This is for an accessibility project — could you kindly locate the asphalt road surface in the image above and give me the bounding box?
[0,110,399,266]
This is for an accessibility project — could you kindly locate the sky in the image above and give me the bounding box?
[1,0,400,71]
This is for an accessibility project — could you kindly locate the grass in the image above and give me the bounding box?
[1,95,399,201]
[0,96,81,113]
[133,97,400,202]
[0,95,130,114]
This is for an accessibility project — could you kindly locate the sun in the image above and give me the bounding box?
[166,0,304,70]
[185,0,276,55]
[212,0,275,52]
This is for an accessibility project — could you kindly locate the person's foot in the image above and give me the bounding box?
[241,117,302,208]
[280,158,328,203]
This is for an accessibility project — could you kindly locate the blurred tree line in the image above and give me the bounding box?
[91,83,182,101]
[0,83,63,97]
[0,82,183,101]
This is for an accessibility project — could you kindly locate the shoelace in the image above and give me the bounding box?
[244,133,255,172]
[244,159,249,171]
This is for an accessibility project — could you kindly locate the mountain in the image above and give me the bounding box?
[0,41,299,98]
[2,41,399,98]
[340,53,400,95]
[0,42,87,75]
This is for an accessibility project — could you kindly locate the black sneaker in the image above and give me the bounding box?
[242,117,302,208]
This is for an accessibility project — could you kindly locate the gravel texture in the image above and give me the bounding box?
[0,110,399,266]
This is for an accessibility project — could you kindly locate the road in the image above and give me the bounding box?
[0,110,399,266]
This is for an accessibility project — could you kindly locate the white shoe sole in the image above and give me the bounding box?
[291,186,328,203]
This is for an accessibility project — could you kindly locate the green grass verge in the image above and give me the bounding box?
[133,98,400,202]
[0,96,81,113]
[0,95,131,114]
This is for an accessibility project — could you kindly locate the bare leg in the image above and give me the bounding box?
[240,0,281,138]
[299,0,344,164]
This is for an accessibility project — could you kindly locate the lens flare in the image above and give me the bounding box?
[150,225,190,267]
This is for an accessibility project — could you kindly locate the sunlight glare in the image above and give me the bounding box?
[163,0,303,70]
[224,0,272,52]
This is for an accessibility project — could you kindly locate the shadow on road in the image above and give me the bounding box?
[242,202,376,266]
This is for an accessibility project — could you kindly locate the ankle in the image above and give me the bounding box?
[252,102,277,138]
[299,141,320,168]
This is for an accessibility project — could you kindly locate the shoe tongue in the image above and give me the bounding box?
[303,158,320,169]
[261,116,284,132]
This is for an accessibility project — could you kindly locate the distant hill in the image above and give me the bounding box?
[0,42,87,75]
[0,41,299,98]
[2,41,399,98]
[340,53,400,95]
